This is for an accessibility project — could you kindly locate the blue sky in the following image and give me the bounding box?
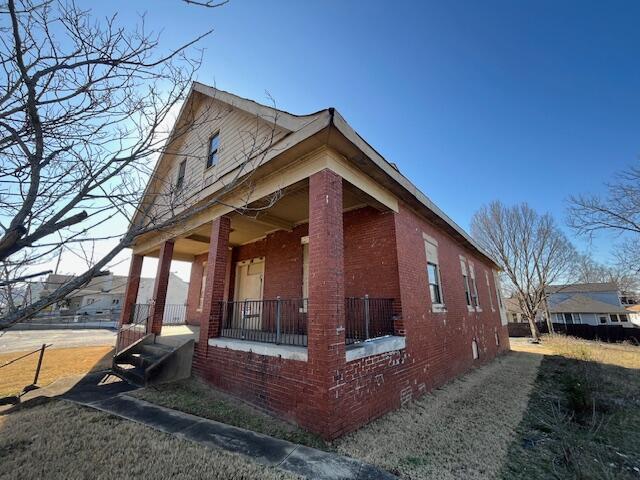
[86,0,640,275]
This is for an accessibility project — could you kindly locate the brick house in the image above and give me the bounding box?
[117,82,510,440]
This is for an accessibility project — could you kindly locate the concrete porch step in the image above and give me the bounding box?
[112,363,146,386]
[139,343,174,357]
[112,337,194,387]
[123,351,162,369]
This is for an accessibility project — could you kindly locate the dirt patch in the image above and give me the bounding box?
[0,345,113,398]
[335,352,542,479]
[0,399,299,480]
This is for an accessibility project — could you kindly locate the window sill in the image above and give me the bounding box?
[208,338,308,362]
[346,336,406,362]
[432,304,447,313]
[467,305,475,313]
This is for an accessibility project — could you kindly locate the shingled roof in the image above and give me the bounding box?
[550,294,628,314]
[545,282,619,294]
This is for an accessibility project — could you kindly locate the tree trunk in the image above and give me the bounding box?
[527,316,541,342]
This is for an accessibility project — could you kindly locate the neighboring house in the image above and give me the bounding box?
[505,297,525,323]
[118,83,510,440]
[546,282,633,328]
[30,272,188,320]
[626,304,640,327]
[504,297,546,324]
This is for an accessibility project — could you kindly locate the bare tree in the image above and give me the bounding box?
[574,253,639,295]
[568,164,640,275]
[471,201,576,341]
[0,0,282,329]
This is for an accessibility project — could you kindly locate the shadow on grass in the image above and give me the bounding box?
[1,347,134,414]
[500,352,640,479]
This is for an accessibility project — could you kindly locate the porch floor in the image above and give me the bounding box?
[158,325,200,347]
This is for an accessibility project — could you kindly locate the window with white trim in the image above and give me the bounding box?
[562,312,581,324]
[620,314,629,322]
[460,258,472,308]
[469,263,480,309]
[485,270,495,312]
[206,132,220,168]
[610,313,619,323]
[493,271,504,310]
[424,235,444,311]
[176,160,186,190]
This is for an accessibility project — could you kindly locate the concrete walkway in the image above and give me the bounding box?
[76,393,396,480]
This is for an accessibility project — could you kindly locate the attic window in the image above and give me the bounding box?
[176,160,186,190]
[207,133,220,168]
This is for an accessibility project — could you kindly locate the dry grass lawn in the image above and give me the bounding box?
[132,378,328,450]
[0,400,299,480]
[502,335,640,480]
[511,334,640,369]
[0,346,113,398]
[335,352,542,480]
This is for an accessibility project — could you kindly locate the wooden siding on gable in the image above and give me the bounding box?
[146,94,289,223]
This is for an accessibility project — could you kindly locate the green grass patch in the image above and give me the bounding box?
[131,378,329,451]
[502,339,640,479]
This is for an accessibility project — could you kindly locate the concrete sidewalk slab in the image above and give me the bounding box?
[79,394,396,480]
[179,416,297,465]
[0,371,136,414]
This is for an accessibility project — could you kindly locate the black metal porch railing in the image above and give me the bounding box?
[162,304,188,325]
[345,296,395,345]
[218,296,396,347]
[220,298,308,346]
[116,303,150,354]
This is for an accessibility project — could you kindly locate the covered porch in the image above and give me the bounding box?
[119,169,402,356]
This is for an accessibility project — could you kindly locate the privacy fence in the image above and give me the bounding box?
[508,321,640,344]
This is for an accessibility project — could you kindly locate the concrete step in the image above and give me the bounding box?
[123,351,161,369]
[139,343,174,358]
[113,363,146,386]
[112,338,193,387]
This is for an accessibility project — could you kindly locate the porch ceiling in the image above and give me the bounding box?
[155,178,388,260]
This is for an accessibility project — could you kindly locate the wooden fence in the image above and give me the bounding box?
[509,321,640,344]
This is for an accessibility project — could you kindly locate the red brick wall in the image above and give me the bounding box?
[343,207,400,300]
[193,346,315,428]
[193,200,509,439]
[392,201,510,391]
[188,207,399,310]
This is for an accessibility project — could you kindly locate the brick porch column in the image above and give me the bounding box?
[307,169,346,438]
[199,216,231,345]
[186,258,204,325]
[149,240,174,335]
[119,254,144,327]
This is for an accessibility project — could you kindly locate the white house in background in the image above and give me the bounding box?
[546,282,633,328]
[626,305,640,327]
[30,272,189,315]
[136,273,188,306]
[504,297,546,324]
